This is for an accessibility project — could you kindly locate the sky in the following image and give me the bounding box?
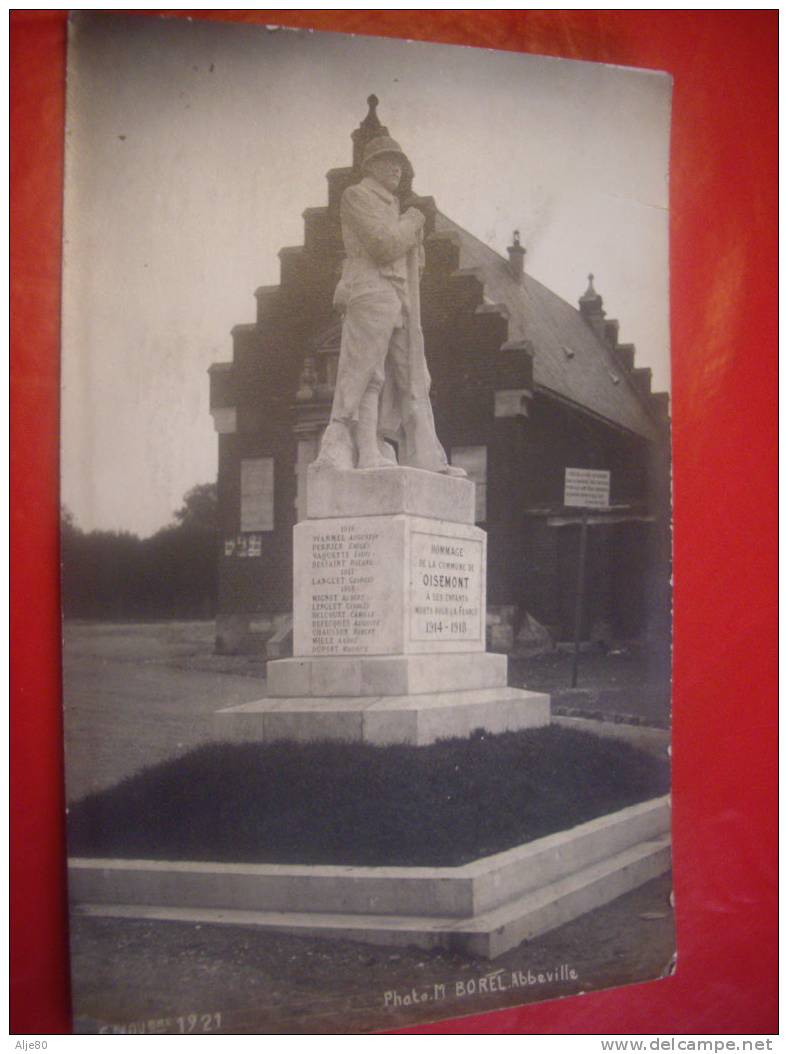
[61,12,671,537]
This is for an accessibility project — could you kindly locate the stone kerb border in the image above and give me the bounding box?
[69,796,671,959]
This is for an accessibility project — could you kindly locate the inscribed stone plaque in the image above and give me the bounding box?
[293,515,486,657]
[293,516,404,657]
[409,531,484,644]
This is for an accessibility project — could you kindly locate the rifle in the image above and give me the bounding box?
[403,228,449,473]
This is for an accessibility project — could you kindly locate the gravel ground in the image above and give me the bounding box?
[509,641,671,728]
[71,875,675,1035]
[63,620,675,1035]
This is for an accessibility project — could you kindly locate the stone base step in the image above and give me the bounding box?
[69,797,670,918]
[453,835,671,958]
[267,652,506,698]
[76,836,670,960]
[214,686,550,746]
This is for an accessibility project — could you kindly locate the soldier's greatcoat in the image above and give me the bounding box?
[329,175,449,471]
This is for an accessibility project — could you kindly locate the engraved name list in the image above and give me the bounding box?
[309,523,385,655]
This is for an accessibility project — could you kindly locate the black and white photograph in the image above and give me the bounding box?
[61,12,673,1035]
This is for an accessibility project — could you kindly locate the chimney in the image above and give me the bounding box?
[507,230,526,282]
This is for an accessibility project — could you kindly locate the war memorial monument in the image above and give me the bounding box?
[175,125,669,955]
[66,72,671,1017]
[214,132,551,747]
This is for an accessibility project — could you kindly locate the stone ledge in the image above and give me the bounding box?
[552,716,670,760]
[306,465,475,523]
[214,685,549,746]
[68,797,668,920]
[268,651,506,698]
[68,797,671,960]
[454,836,671,959]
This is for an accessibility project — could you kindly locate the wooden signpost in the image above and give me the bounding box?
[564,468,610,687]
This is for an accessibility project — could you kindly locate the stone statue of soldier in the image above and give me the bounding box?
[312,135,465,476]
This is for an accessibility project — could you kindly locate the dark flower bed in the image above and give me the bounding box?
[68,726,669,868]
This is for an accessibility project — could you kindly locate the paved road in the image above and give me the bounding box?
[62,621,267,802]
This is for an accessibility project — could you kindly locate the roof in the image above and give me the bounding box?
[434,212,658,440]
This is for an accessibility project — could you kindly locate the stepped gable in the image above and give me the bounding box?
[433,213,660,441]
[219,96,664,446]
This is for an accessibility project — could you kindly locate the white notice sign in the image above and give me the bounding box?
[564,468,610,509]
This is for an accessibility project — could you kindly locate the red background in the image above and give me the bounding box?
[10,10,778,1035]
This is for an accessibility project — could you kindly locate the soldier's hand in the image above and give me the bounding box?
[402,195,437,236]
[404,206,426,229]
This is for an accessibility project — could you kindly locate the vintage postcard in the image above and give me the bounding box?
[61,12,673,1035]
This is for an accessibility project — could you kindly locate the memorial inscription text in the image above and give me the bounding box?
[310,523,385,655]
[409,531,483,643]
[303,519,484,656]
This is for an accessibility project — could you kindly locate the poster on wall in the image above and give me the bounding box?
[61,11,673,1035]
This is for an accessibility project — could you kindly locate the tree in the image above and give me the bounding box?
[60,483,218,620]
[173,483,217,531]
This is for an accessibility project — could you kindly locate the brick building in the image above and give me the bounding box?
[209,99,670,654]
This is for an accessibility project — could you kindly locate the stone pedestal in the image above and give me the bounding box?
[215,466,550,745]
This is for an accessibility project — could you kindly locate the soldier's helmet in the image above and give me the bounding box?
[361,136,410,172]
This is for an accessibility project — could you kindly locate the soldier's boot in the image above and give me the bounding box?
[356,388,397,470]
